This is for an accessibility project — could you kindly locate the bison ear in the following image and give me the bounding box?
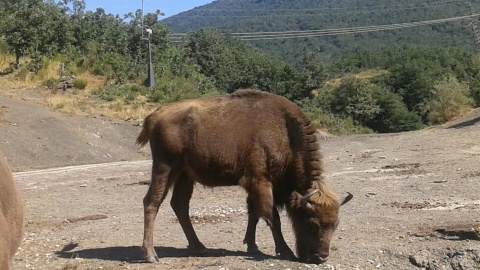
[340,192,353,206]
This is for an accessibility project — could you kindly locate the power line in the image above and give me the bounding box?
[170,14,479,42]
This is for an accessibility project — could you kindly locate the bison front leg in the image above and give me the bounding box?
[246,182,296,261]
[243,196,260,253]
[142,162,175,263]
[170,176,206,254]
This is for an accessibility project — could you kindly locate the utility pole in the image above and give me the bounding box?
[468,2,480,51]
[142,0,155,87]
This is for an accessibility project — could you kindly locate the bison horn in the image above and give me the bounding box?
[301,189,319,210]
[340,192,353,206]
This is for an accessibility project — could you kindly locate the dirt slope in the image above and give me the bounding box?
[1,90,479,270]
[0,94,149,171]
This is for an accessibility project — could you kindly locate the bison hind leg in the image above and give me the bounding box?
[142,162,178,263]
[170,175,207,254]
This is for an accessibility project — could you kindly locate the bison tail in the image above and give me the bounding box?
[136,113,152,148]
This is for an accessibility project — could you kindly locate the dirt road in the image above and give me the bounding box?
[10,115,480,270]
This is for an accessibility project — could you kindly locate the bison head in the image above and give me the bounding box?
[289,189,352,264]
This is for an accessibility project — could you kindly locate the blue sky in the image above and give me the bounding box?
[84,0,215,18]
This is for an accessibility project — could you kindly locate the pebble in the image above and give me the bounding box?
[433,180,448,183]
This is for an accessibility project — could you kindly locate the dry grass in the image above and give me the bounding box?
[0,53,16,70]
[42,90,155,121]
[1,72,39,89]
[0,53,153,122]
[45,94,96,116]
[61,262,80,270]
[101,98,155,121]
[37,59,62,81]
[354,69,388,80]
[323,69,388,91]
[76,73,107,91]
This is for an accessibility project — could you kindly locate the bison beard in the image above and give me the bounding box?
[137,89,352,263]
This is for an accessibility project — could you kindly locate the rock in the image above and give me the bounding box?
[409,250,431,268]
[433,180,448,183]
[409,249,480,270]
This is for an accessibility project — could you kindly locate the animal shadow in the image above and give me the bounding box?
[447,116,480,129]
[55,245,275,263]
[435,228,480,241]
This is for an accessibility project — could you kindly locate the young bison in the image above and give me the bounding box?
[137,90,352,263]
[0,151,24,270]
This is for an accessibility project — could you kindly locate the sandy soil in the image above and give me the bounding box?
[1,89,480,270]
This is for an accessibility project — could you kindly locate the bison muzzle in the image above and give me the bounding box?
[136,90,352,263]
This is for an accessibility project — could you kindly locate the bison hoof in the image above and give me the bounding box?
[141,245,159,263]
[276,249,296,261]
[144,255,159,263]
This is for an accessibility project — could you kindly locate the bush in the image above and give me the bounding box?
[73,78,88,90]
[425,76,473,124]
[146,75,218,104]
[306,109,373,136]
[0,66,14,76]
[93,85,147,102]
[42,78,58,88]
[15,68,30,81]
[330,77,380,125]
[367,88,424,133]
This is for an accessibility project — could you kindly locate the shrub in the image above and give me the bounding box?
[42,78,58,88]
[368,88,424,133]
[15,68,30,81]
[93,85,147,102]
[0,66,14,76]
[73,78,88,90]
[331,77,381,125]
[306,109,373,136]
[425,76,473,124]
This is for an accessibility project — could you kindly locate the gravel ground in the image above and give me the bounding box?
[1,90,480,270]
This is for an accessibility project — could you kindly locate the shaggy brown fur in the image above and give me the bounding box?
[0,151,24,270]
[137,89,351,263]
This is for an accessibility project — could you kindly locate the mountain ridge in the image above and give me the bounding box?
[163,0,480,63]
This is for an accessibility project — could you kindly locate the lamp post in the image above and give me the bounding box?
[142,0,155,87]
[146,29,155,87]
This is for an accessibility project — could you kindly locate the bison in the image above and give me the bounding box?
[137,89,352,264]
[0,151,24,270]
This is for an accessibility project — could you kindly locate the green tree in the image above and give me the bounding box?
[1,0,72,66]
[385,60,435,116]
[331,77,380,125]
[184,29,300,98]
[296,49,328,98]
[367,88,424,133]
